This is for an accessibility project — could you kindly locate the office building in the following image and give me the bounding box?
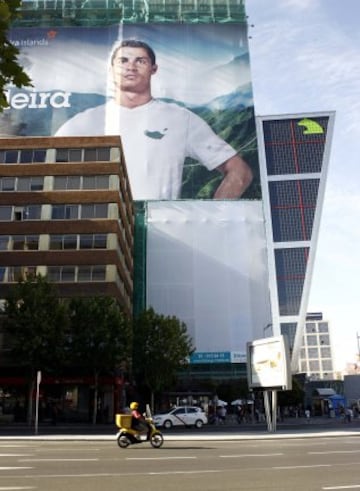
[298,313,335,380]
[0,1,335,409]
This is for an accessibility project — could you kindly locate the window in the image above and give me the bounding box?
[3,150,18,163]
[51,205,79,219]
[81,203,108,218]
[309,360,320,371]
[320,347,331,358]
[12,205,41,221]
[306,323,316,333]
[79,235,93,249]
[13,235,39,250]
[63,235,77,249]
[0,236,9,250]
[78,266,91,282]
[84,147,111,162]
[17,177,44,191]
[47,267,60,282]
[92,265,106,281]
[53,176,81,190]
[78,265,106,281]
[83,175,110,189]
[49,235,63,250]
[79,234,107,249]
[306,335,317,346]
[19,149,33,163]
[321,360,333,371]
[47,266,75,282]
[8,266,36,282]
[24,205,42,220]
[19,149,46,163]
[319,334,330,345]
[93,234,107,248]
[62,266,75,282]
[55,148,82,162]
[308,348,319,359]
[173,408,186,415]
[97,148,111,161]
[318,322,329,333]
[0,177,15,191]
[0,207,12,220]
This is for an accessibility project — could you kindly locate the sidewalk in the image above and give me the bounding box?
[1,416,360,441]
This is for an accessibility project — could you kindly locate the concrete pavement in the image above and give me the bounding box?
[1,416,360,441]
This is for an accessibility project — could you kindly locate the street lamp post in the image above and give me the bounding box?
[263,323,273,337]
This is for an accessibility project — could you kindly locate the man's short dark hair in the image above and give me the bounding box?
[111,39,156,65]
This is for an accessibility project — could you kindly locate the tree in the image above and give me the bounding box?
[3,274,69,424]
[132,308,195,410]
[0,0,32,111]
[278,376,305,410]
[68,296,132,424]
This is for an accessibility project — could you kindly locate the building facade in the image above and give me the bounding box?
[0,135,134,421]
[298,313,335,381]
[2,1,335,403]
[0,135,133,312]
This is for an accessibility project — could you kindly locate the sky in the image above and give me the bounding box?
[246,0,360,371]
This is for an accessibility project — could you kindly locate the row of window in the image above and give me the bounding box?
[305,321,329,334]
[0,175,111,191]
[0,265,106,283]
[0,234,108,251]
[0,204,109,221]
[299,359,334,372]
[303,334,330,346]
[0,147,112,164]
[300,346,332,359]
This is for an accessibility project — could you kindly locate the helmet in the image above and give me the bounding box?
[130,402,139,410]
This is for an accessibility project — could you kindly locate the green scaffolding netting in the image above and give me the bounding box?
[16,0,247,26]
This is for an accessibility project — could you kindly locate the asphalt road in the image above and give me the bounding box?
[1,434,360,491]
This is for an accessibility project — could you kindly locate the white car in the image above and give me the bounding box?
[153,406,208,429]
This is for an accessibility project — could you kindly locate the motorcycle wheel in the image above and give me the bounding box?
[117,434,130,448]
[150,432,164,448]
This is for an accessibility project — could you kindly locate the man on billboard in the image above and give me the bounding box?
[56,39,253,201]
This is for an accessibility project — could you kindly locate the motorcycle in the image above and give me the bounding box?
[115,406,164,449]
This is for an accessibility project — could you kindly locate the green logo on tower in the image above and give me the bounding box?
[298,118,324,134]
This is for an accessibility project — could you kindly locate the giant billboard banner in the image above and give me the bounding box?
[3,21,270,361]
[146,201,272,362]
[4,23,259,201]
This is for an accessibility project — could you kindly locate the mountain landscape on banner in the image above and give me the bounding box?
[0,85,259,200]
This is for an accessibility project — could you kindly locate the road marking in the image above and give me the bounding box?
[0,468,33,471]
[0,455,32,457]
[220,453,283,458]
[308,450,360,455]
[0,487,36,490]
[273,464,332,469]
[149,470,220,475]
[323,486,360,490]
[126,456,196,461]
[19,459,98,462]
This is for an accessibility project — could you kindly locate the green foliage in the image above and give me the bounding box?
[278,377,305,408]
[133,307,194,398]
[3,274,69,374]
[68,296,132,424]
[68,296,132,373]
[0,0,32,111]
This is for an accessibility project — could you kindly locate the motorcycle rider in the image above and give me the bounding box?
[130,401,151,440]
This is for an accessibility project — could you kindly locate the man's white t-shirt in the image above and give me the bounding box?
[56,99,237,200]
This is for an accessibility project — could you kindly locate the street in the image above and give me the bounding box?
[0,435,360,490]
